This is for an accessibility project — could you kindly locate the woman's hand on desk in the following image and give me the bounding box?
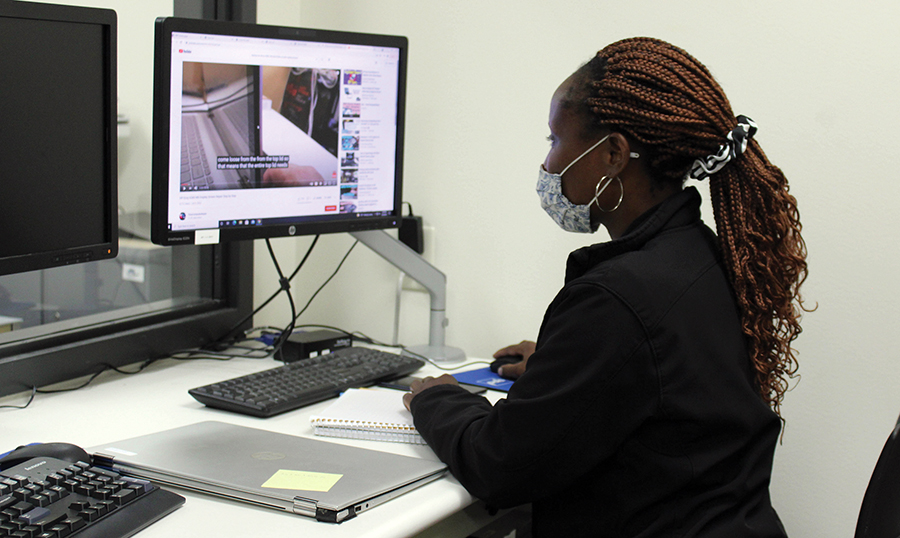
[492,340,535,379]
[402,374,458,411]
[402,340,536,409]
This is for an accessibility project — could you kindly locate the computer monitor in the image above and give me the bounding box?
[150,17,408,246]
[0,1,118,276]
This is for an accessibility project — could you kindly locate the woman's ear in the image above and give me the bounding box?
[603,133,635,175]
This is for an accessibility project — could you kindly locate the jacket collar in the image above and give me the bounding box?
[565,187,704,283]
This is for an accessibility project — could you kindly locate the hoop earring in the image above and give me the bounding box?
[593,176,623,213]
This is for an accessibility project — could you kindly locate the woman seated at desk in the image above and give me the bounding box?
[404,37,808,537]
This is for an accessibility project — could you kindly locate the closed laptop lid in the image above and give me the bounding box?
[89,421,446,522]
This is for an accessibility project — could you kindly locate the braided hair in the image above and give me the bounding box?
[565,37,808,417]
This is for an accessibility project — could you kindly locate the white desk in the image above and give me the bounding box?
[0,353,504,537]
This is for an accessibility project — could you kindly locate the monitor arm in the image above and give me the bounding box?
[350,230,465,363]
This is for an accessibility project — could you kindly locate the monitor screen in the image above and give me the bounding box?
[0,1,118,276]
[151,17,407,246]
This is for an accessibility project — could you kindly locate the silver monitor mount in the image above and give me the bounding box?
[350,230,465,363]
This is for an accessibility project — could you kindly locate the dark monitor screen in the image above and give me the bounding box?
[0,1,118,276]
[151,17,407,246]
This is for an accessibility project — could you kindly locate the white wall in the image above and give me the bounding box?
[253,1,900,536]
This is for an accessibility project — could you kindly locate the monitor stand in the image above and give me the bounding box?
[350,230,465,364]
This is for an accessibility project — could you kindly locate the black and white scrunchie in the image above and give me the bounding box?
[686,115,758,181]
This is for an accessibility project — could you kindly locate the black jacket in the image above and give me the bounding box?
[410,188,787,537]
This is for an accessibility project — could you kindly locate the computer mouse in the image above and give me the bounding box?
[0,442,91,471]
[490,355,523,374]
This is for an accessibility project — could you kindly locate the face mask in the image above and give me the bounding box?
[536,135,613,233]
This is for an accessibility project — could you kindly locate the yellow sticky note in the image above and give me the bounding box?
[261,469,343,492]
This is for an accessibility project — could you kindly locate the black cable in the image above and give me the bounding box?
[238,235,318,333]
[36,360,158,394]
[200,239,359,357]
[210,235,319,349]
[0,386,36,410]
[169,349,267,361]
[178,234,346,358]
[1,359,158,410]
[168,341,272,361]
[265,239,298,357]
[292,240,359,322]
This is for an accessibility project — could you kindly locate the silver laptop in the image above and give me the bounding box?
[89,421,447,523]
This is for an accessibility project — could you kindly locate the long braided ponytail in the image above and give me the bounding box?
[567,37,808,417]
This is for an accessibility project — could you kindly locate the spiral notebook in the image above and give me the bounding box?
[310,388,425,445]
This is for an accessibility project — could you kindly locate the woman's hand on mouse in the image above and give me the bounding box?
[492,340,536,379]
[402,374,458,411]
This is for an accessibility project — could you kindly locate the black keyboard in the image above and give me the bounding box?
[189,347,424,417]
[0,457,183,538]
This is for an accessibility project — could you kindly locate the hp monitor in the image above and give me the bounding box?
[151,17,408,246]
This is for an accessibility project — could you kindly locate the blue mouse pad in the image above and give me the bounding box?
[453,367,513,392]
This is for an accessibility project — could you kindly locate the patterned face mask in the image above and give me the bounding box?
[536,166,612,233]
[536,134,636,233]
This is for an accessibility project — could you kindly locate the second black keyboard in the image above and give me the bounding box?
[189,347,424,417]
[0,456,183,538]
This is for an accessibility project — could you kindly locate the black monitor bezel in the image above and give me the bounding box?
[150,17,408,246]
[0,1,118,276]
